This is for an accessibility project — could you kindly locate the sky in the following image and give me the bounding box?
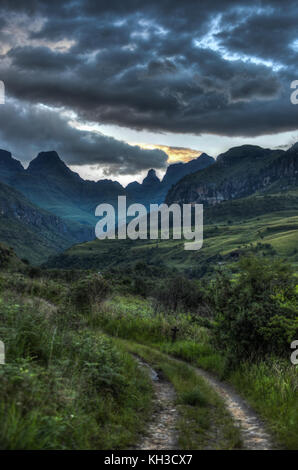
[0,0,297,185]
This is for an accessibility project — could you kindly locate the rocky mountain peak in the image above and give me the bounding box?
[0,149,24,172]
[142,168,160,186]
[27,151,81,181]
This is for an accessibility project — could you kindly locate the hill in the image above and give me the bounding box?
[0,180,93,264]
[44,189,298,276]
[126,153,214,207]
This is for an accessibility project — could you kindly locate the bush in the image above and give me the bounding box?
[154,276,204,312]
[211,256,298,363]
[70,273,111,311]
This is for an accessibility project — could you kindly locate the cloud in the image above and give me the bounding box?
[0,100,168,174]
[7,46,80,71]
[128,143,202,163]
[0,0,297,155]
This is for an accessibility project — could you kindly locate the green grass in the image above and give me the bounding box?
[0,281,153,450]
[1,247,297,450]
[155,339,298,449]
[44,192,298,277]
[230,360,298,450]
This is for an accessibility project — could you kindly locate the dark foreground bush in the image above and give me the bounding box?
[70,273,111,311]
[153,276,205,312]
[210,256,298,363]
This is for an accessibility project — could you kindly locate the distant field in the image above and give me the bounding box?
[44,191,298,276]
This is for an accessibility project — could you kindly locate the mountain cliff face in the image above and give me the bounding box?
[166,145,298,205]
[126,169,164,206]
[2,143,296,237]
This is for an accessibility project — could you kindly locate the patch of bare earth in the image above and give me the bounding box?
[194,367,274,450]
[134,358,178,450]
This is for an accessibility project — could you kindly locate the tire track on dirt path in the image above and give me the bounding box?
[133,357,179,450]
[192,366,274,450]
[127,346,274,450]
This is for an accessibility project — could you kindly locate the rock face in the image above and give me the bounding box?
[143,168,161,187]
[166,145,298,205]
[27,151,82,185]
[127,169,164,206]
[0,148,216,258]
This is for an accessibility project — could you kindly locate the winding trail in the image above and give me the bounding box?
[134,357,178,450]
[133,352,274,450]
[193,366,274,450]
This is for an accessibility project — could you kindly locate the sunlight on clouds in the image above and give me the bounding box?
[128,143,202,163]
[69,120,202,164]
[2,13,76,53]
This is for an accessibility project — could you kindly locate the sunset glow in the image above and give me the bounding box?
[129,143,202,163]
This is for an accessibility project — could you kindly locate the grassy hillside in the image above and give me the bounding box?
[0,231,297,449]
[44,191,298,276]
[0,181,93,264]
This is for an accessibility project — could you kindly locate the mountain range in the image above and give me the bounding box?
[0,149,214,224]
[0,148,213,262]
[44,144,298,273]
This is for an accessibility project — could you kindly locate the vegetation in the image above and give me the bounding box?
[0,137,297,451]
[0,180,92,265]
[0,191,297,450]
[44,190,298,278]
[0,271,152,449]
[91,256,298,449]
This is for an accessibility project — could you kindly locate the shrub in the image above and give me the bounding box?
[211,256,298,363]
[154,276,204,312]
[70,273,111,311]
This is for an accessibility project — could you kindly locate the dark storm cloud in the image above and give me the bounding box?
[0,100,168,174]
[7,46,80,71]
[216,10,298,67]
[0,0,297,166]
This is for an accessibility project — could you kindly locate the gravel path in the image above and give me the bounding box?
[193,366,274,450]
[132,353,274,450]
[134,358,178,450]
